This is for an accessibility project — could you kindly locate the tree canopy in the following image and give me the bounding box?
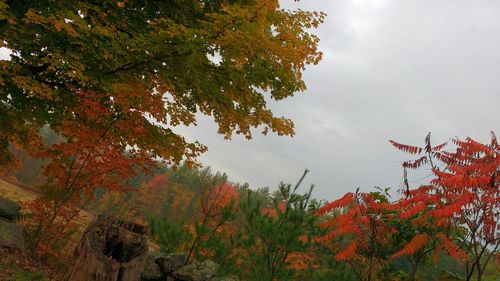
[0,0,324,167]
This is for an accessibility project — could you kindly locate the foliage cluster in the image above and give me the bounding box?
[0,1,498,280]
[1,134,499,280]
[316,133,499,281]
[0,0,324,259]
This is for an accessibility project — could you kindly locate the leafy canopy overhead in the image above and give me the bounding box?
[0,0,324,166]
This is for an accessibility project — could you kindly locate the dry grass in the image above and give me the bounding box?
[0,178,93,227]
[0,178,38,203]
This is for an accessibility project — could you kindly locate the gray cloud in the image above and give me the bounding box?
[177,0,500,199]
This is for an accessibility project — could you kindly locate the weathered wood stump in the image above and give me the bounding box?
[64,215,149,281]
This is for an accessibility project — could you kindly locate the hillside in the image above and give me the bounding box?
[0,178,93,227]
[0,178,37,203]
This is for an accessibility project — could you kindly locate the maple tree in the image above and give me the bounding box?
[390,133,499,281]
[0,0,324,162]
[22,90,159,255]
[0,0,324,254]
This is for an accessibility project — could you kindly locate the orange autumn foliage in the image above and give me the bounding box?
[261,201,286,218]
[201,182,239,218]
[286,251,319,270]
[391,233,429,259]
[436,233,467,261]
[316,133,497,281]
[336,241,357,261]
[390,132,499,280]
[318,191,395,264]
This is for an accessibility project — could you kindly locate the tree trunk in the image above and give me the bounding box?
[64,215,149,281]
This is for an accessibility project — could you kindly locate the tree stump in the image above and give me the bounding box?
[64,215,149,281]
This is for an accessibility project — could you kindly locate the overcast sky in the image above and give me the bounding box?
[176,0,500,199]
[2,0,499,200]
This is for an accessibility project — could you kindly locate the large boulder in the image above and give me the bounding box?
[0,220,25,252]
[172,260,219,281]
[0,197,21,221]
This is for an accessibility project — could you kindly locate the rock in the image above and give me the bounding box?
[141,252,188,281]
[157,252,187,274]
[141,252,165,281]
[172,260,219,281]
[0,197,21,221]
[0,220,25,252]
[63,215,149,281]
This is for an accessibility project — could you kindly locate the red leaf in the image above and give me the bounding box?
[389,140,422,155]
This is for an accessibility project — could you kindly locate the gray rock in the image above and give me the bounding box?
[157,252,187,274]
[0,197,20,221]
[172,260,219,281]
[141,252,165,280]
[0,220,25,252]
